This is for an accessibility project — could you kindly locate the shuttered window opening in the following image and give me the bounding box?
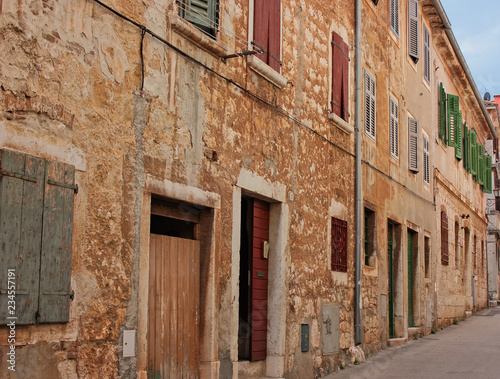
[408,0,419,62]
[485,155,493,194]
[408,117,419,173]
[0,149,76,325]
[470,130,478,176]
[390,96,399,159]
[364,70,376,140]
[390,0,400,38]
[447,94,460,148]
[331,32,350,122]
[439,83,447,143]
[463,123,470,173]
[423,134,430,186]
[253,0,281,72]
[178,0,219,38]
[424,25,431,83]
[331,217,348,272]
[441,211,449,266]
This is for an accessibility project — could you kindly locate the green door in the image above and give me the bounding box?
[388,223,394,338]
[408,230,414,328]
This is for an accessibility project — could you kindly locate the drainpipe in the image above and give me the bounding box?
[432,0,498,145]
[354,0,362,346]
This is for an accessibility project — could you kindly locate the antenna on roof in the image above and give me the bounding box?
[484,92,491,101]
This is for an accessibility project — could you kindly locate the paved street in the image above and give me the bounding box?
[327,306,500,379]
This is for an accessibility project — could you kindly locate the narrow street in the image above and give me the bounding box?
[328,306,500,379]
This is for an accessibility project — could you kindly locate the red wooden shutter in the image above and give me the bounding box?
[441,211,448,265]
[331,32,350,122]
[331,217,348,272]
[254,0,281,72]
[251,199,269,361]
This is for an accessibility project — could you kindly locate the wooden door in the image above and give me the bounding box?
[388,223,395,339]
[148,234,200,378]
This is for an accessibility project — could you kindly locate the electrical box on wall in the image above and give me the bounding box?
[123,330,135,357]
[301,324,309,352]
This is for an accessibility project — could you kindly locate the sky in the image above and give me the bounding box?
[440,0,500,98]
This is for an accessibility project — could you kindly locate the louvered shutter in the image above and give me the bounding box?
[439,83,447,143]
[0,150,44,325]
[365,70,376,139]
[408,117,419,172]
[485,155,492,194]
[441,211,448,265]
[179,0,218,36]
[423,134,430,185]
[424,26,430,83]
[470,131,478,176]
[390,96,399,158]
[38,159,76,323]
[408,0,419,61]
[331,32,350,122]
[455,111,463,160]
[447,94,460,147]
[390,0,400,37]
[254,0,281,72]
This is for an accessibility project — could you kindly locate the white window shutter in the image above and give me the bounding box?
[364,70,376,140]
[408,0,419,61]
[408,117,419,172]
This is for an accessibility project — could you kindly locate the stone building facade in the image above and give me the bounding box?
[0,0,495,378]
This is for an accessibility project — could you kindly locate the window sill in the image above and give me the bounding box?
[247,55,288,89]
[171,17,227,57]
[328,112,354,134]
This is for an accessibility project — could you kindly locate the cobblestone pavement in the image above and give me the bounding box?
[326,306,500,379]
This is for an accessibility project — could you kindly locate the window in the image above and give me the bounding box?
[364,70,376,140]
[423,25,431,83]
[0,149,76,325]
[478,144,485,185]
[408,0,419,62]
[473,235,477,274]
[424,236,430,278]
[455,221,460,268]
[470,130,478,176]
[390,0,400,38]
[253,0,281,72]
[485,155,493,193]
[331,217,348,272]
[390,95,399,159]
[364,208,376,266]
[408,116,419,173]
[331,32,350,122]
[439,83,447,143]
[423,133,430,185]
[178,0,219,37]
[441,210,449,265]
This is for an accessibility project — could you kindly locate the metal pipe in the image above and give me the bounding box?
[354,0,362,346]
[432,0,498,144]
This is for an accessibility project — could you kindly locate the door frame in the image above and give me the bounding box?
[137,178,221,379]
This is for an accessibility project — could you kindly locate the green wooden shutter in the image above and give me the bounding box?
[179,0,218,36]
[37,159,76,323]
[439,83,447,143]
[447,94,460,147]
[478,144,484,186]
[0,150,45,325]
[485,155,492,194]
[470,131,477,176]
[455,111,463,160]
